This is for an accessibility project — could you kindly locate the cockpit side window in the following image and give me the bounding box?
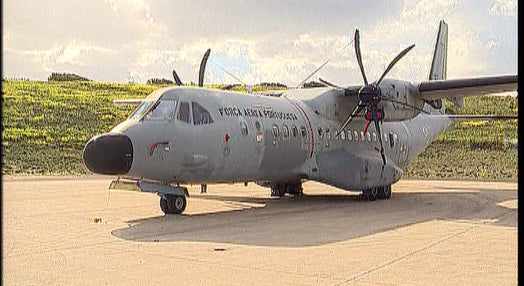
[177,101,191,123]
[192,102,214,125]
[144,99,177,121]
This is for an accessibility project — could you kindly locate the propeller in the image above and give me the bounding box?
[172,70,182,86]
[171,48,211,87]
[337,29,415,168]
[199,48,211,87]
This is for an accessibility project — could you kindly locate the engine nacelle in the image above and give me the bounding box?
[377,79,425,121]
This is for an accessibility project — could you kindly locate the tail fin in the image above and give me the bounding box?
[429,20,448,81]
[429,20,464,108]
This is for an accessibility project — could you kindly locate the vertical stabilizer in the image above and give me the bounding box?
[429,20,464,108]
[429,20,448,81]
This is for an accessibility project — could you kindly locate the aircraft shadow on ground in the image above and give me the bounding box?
[111,189,517,247]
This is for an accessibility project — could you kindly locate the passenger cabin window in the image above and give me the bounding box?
[282,125,289,138]
[272,124,279,137]
[300,126,307,138]
[240,122,248,135]
[192,102,214,125]
[389,133,397,148]
[291,125,298,138]
[177,101,191,123]
[144,99,177,121]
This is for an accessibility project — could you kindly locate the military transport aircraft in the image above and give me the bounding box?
[83,21,517,214]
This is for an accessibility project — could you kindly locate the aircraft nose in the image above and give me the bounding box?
[83,133,133,175]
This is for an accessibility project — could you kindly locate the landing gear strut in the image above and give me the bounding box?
[160,194,187,214]
[361,185,391,201]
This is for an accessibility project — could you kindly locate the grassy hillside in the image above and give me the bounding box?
[1,80,518,181]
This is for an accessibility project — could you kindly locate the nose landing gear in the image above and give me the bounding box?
[160,194,187,214]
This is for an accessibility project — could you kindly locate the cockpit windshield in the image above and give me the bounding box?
[143,99,178,121]
[127,100,153,121]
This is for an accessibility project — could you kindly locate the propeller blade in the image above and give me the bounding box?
[198,48,211,87]
[362,119,372,134]
[375,44,415,86]
[373,119,386,167]
[172,70,183,86]
[338,102,365,135]
[319,78,343,89]
[354,29,369,86]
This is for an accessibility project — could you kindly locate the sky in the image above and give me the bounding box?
[2,0,518,86]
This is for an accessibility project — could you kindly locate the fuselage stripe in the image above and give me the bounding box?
[287,98,314,158]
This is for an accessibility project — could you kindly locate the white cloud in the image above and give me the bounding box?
[489,0,517,15]
[2,0,517,84]
[485,40,501,50]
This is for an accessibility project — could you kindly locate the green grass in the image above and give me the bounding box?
[1,80,518,181]
[402,96,518,181]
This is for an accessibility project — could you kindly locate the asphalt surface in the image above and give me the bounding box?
[2,176,518,285]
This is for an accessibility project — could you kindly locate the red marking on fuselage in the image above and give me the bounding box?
[149,141,169,156]
[287,98,314,158]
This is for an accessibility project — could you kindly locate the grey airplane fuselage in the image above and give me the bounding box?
[111,83,451,191]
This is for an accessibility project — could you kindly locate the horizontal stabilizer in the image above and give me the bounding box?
[431,114,518,122]
[111,99,143,105]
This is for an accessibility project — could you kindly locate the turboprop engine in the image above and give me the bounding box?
[375,78,426,121]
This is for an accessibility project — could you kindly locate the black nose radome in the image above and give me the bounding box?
[83,133,133,175]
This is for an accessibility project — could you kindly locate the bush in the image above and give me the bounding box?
[48,72,91,81]
[146,78,174,85]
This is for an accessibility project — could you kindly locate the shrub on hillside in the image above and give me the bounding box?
[147,78,174,85]
[48,72,91,81]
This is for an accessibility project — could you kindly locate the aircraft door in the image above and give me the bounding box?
[140,99,179,181]
[399,122,411,167]
[252,119,265,165]
[299,125,309,152]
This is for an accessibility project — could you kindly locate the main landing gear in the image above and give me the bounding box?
[159,194,187,214]
[270,182,303,197]
[360,185,391,201]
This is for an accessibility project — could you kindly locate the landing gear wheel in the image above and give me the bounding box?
[161,195,187,214]
[369,188,378,201]
[376,185,392,200]
[383,185,391,199]
[270,185,285,197]
[360,189,370,201]
[286,184,303,196]
[160,197,169,213]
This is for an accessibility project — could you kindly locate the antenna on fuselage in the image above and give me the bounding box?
[294,40,352,89]
[208,58,253,93]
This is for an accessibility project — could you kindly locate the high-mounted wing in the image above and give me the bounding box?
[413,75,517,107]
[111,99,143,105]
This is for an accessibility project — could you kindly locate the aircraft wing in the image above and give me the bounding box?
[111,99,143,104]
[413,75,517,107]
